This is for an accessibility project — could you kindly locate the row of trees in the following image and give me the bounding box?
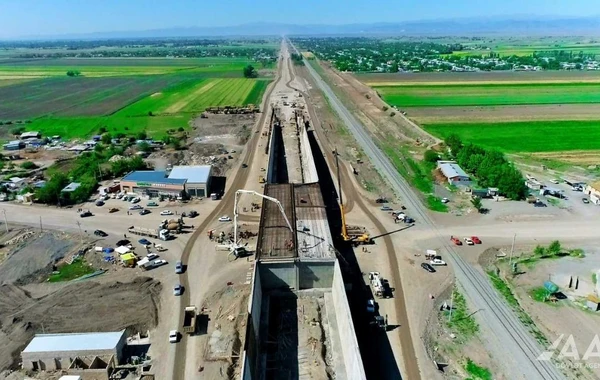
[445,135,527,200]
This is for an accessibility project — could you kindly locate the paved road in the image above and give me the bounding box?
[295,40,565,380]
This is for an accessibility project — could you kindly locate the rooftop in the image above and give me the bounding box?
[61,182,81,192]
[168,165,211,183]
[257,184,296,261]
[294,183,335,260]
[122,170,186,185]
[439,162,469,179]
[23,330,125,353]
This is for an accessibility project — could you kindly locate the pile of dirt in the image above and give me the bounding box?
[0,276,162,371]
[0,231,81,285]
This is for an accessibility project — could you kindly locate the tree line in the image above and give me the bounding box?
[445,135,527,200]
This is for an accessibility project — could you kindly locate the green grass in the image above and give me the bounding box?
[593,273,597,285]
[48,258,94,282]
[443,287,479,342]
[23,78,269,139]
[530,287,551,303]
[244,79,270,105]
[375,83,600,107]
[423,120,600,153]
[464,359,493,380]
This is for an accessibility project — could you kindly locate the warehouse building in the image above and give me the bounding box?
[120,170,186,198]
[22,330,126,379]
[168,165,212,198]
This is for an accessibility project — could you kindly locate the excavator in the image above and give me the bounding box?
[336,150,371,245]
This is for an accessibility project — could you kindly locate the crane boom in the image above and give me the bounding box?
[232,189,294,255]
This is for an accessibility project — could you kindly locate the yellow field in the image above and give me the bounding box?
[302,52,315,59]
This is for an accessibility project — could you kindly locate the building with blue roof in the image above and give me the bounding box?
[168,165,212,198]
[120,166,213,198]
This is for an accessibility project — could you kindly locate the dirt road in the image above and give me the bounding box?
[298,40,565,380]
[171,40,287,380]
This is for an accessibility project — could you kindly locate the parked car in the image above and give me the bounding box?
[241,163,248,168]
[169,330,179,343]
[109,207,119,213]
[155,244,167,252]
[160,210,173,216]
[218,216,232,222]
[129,204,143,210]
[421,263,436,273]
[147,201,159,207]
[582,198,590,204]
[441,197,449,204]
[375,197,388,204]
[139,209,150,215]
[366,299,376,313]
[550,179,560,184]
[450,236,462,246]
[430,258,447,266]
[138,238,151,246]
[464,237,474,245]
[380,205,393,211]
[80,211,93,218]
[175,260,183,274]
[130,197,141,203]
[534,201,547,207]
[94,230,108,237]
[146,253,159,260]
[188,210,199,218]
[95,200,105,207]
[471,236,482,244]
[153,259,168,267]
[173,284,183,296]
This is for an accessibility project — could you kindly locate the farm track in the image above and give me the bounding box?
[171,47,284,380]
[300,42,565,380]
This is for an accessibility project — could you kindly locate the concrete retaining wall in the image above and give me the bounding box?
[258,261,335,291]
[299,126,319,183]
[332,261,367,380]
[298,261,335,289]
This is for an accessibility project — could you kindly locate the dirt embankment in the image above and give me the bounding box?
[0,276,162,371]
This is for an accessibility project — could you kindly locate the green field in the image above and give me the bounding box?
[423,120,600,152]
[25,78,269,139]
[375,83,600,107]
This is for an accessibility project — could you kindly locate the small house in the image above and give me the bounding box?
[585,182,600,205]
[3,140,25,151]
[437,161,471,186]
[61,182,81,193]
[20,131,41,140]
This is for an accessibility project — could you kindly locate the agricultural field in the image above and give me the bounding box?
[356,71,600,154]
[0,57,272,139]
[374,83,600,107]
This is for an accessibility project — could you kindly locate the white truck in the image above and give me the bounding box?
[128,226,170,241]
[369,272,386,298]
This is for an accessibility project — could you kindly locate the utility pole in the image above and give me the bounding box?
[448,286,455,323]
[76,221,83,244]
[39,216,43,232]
[1,209,8,233]
[509,233,516,266]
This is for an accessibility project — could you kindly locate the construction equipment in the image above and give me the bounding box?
[369,272,386,298]
[183,305,198,334]
[229,189,294,258]
[336,150,370,245]
[128,226,170,241]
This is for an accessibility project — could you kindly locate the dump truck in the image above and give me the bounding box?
[183,305,198,334]
[128,226,170,241]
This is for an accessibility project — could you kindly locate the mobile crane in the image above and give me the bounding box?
[336,150,371,245]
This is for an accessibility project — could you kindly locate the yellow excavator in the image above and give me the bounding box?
[336,150,371,245]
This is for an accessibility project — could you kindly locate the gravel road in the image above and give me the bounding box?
[295,40,565,380]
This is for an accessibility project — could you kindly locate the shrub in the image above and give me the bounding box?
[390,111,396,117]
[424,149,439,163]
[382,105,389,111]
[20,161,38,170]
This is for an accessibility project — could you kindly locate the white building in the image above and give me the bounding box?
[168,165,212,198]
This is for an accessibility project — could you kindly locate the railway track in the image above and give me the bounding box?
[295,40,564,380]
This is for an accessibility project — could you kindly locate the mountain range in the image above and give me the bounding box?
[11,17,600,40]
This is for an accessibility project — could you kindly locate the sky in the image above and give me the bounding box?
[0,0,598,38]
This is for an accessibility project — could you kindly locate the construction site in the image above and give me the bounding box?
[238,70,366,378]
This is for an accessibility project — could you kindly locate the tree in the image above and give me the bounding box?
[36,172,69,205]
[10,126,25,136]
[423,149,439,163]
[148,111,154,117]
[382,105,389,111]
[98,126,107,134]
[20,161,38,170]
[101,133,112,145]
[169,137,182,150]
[548,240,562,255]
[243,65,258,78]
[137,141,152,153]
[471,196,483,213]
[445,134,463,156]
[136,131,147,141]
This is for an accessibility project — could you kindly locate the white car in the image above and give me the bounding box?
[430,258,447,266]
[160,210,173,216]
[129,204,143,210]
[146,253,158,260]
[218,216,232,222]
[169,330,179,343]
[173,284,183,296]
[464,237,474,245]
[550,179,560,184]
[153,259,168,267]
[441,197,449,204]
[130,197,140,204]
